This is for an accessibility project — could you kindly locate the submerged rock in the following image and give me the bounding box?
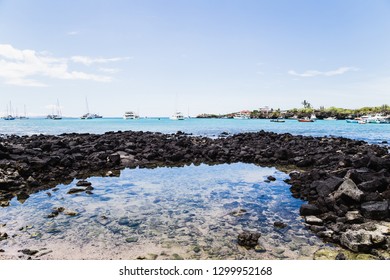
[18,249,39,256]
[0,232,8,241]
[76,180,92,187]
[125,237,139,243]
[67,188,85,194]
[237,231,261,248]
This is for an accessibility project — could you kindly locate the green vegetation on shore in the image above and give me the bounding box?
[197,103,390,120]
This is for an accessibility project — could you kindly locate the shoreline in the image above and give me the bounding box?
[0,130,389,258]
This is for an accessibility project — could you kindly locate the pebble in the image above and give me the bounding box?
[125,237,139,243]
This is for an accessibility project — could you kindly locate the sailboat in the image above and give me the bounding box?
[81,97,102,119]
[19,105,29,119]
[4,101,15,120]
[47,99,62,120]
[169,94,185,120]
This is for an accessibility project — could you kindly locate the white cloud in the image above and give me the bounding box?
[0,44,123,87]
[67,31,80,36]
[71,55,132,66]
[288,67,359,77]
[98,67,120,74]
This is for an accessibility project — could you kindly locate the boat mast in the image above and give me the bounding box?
[56,99,62,117]
[85,97,90,114]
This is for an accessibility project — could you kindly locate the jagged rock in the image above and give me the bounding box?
[340,229,373,252]
[107,154,121,164]
[315,176,344,197]
[300,204,321,216]
[345,211,364,224]
[332,179,363,202]
[360,201,389,220]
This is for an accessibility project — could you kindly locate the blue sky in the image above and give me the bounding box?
[0,0,389,117]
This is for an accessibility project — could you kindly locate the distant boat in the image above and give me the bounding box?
[324,117,337,121]
[81,98,102,119]
[366,114,385,124]
[233,112,250,119]
[123,111,139,120]
[4,101,15,120]
[346,119,359,123]
[298,117,314,123]
[310,113,317,121]
[270,118,285,123]
[4,115,15,120]
[81,113,103,119]
[19,105,29,119]
[170,111,185,120]
[289,115,299,120]
[47,99,62,120]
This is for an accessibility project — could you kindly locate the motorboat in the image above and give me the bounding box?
[233,113,250,119]
[123,111,139,120]
[270,118,285,123]
[324,117,337,121]
[298,117,314,122]
[366,114,385,124]
[170,112,185,120]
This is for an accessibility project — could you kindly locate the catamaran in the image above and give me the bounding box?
[169,111,185,120]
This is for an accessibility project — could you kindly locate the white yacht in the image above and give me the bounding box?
[81,113,103,119]
[123,111,139,120]
[170,112,185,120]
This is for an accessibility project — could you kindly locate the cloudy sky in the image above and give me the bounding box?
[0,0,389,117]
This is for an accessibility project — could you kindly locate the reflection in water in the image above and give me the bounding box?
[0,163,331,259]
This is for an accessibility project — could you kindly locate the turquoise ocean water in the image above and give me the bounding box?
[1,117,389,144]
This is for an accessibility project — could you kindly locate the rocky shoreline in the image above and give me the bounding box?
[0,130,389,257]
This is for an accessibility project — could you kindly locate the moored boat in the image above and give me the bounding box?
[123,111,139,120]
[170,112,185,120]
[298,117,314,122]
[270,118,285,123]
[233,112,250,119]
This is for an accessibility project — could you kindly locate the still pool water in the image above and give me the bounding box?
[0,163,332,260]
